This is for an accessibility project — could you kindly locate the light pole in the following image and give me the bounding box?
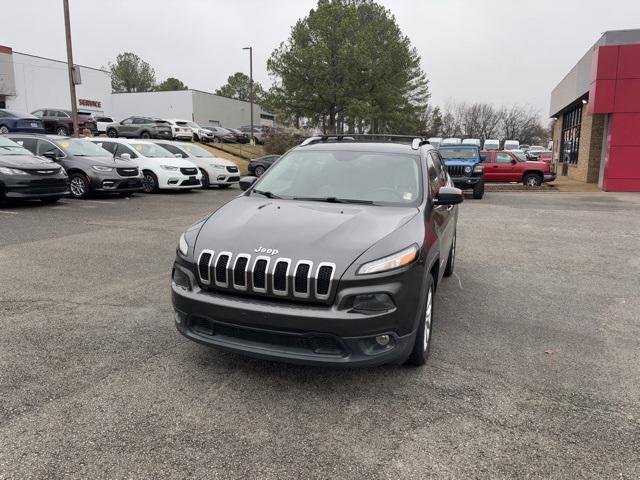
[242,46,254,145]
[63,0,79,136]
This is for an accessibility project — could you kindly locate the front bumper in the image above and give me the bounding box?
[171,259,425,367]
[451,175,482,189]
[156,169,202,189]
[1,175,69,199]
[544,173,556,182]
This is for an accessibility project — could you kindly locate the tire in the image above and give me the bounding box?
[142,171,159,193]
[69,173,90,199]
[218,184,231,189]
[140,131,151,139]
[254,165,266,177]
[56,126,69,136]
[200,169,210,189]
[473,180,484,199]
[107,128,118,138]
[406,274,435,366]
[443,232,456,277]
[40,197,61,204]
[0,125,9,134]
[523,173,542,187]
[193,134,200,142]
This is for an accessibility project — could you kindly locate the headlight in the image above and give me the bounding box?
[210,163,227,169]
[464,166,472,174]
[0,167,28,175]
[92,165,114,172]
[357,245,418,275]
[473,165,484,173]
[178,233,189,256]
[161,165,179,171]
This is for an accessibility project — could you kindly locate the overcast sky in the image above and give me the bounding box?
[2,0,639,119]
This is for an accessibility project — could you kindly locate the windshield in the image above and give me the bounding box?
[180,144,215,158]
[439,148,478,160]
[513,151,527,161]
[0,136,32,156]
[130,142,173,158]
[253,150,421,205]
[55,138,111,157]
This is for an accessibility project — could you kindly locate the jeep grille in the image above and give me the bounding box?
[197,252,336,302]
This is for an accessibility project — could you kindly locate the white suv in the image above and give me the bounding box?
[90,138,202,193]
[164,119,193,141]
[166,119,215,143]
[152,140,240,189]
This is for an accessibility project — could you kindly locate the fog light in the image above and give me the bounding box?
[375,334,390,346]
[172,267,191,291]
[175,311,187,324]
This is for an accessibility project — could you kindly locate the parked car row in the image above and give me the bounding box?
[0,134,240,204]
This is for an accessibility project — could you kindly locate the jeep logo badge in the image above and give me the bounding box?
[254,246,279,256]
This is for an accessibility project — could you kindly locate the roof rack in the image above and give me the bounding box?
[300,134,430,150]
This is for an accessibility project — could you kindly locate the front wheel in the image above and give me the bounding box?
[200,169,210,189]
[0,125,10,134]
[254,165,266,177]
[523,173,543,187]
[473,180,484,199]
[56,126,69,136]
[107,128,118,138]
[142,171,159,193]
[69,173,90,199]
[405,274,435,366]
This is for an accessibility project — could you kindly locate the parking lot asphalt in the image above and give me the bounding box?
[1,189,639,479]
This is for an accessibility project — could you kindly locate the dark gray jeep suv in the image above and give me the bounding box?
[171,136,462,367]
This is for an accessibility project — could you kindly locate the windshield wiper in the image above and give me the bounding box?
[253,189,282,199]
[293,196,374,205]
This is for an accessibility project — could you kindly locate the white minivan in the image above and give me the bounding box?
[441,137,462,146]
[503,140,520,151]
[483,139,500,151]
[462,138,481,147]
[90,138,202,193]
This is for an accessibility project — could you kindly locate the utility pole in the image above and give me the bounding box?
[63,0,79,136]
[243,46,254,145]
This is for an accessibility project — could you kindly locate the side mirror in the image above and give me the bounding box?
[42,151,58,161]
[174,153,183,158]
[239,176,257,191]
[512,159,517,164]
[434,186,464,206]
[120,153,131,160]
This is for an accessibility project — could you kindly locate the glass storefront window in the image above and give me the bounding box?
[560,103,582,165]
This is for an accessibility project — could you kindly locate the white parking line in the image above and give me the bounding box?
[0,210,19,215]
[79,205,97,209]
[84,200,116,205]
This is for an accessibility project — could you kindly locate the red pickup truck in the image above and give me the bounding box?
[480,150,556,186]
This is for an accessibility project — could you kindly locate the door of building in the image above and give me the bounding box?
[0,96,5,109]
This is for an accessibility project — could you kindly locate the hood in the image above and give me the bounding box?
[0,154,57,168]
[71,155,134,167]
[195,196,419,275]
[143,156,199,168]
[443,158,479,166]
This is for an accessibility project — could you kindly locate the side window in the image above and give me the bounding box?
[431,151,448,183]
[133,117,149,125]
[96,142,117,155]
[425,154,439,197]
[122,118,134,125]
[480,153,489,163]
[13,137,38,154]
[31,110,44,118]
[36,140,63,157]
[496,153,514,164]
[54,111,67,118]
[115,144,137,158]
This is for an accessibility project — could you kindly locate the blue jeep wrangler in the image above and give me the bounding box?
[437,145,484,199]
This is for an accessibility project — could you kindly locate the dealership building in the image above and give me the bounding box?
[550,29,640,192]
[0,45,272,128]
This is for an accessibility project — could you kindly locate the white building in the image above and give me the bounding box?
[0,45,274,128]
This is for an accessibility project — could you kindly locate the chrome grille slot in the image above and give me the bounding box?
[293,261,313,298]
[315,263,336,299]
[214,252,232,287]
[232,254,250,290]
[252,257,270,292]
[272,259,291,296]
[197,250,214,285]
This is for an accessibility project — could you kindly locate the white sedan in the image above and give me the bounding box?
[151,140,240,189]
[89,138,202,193]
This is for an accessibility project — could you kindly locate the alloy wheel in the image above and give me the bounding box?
[423,287,433,351]
[0,126,9,134]
[70,176,87,197]
[142,174,155,193]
